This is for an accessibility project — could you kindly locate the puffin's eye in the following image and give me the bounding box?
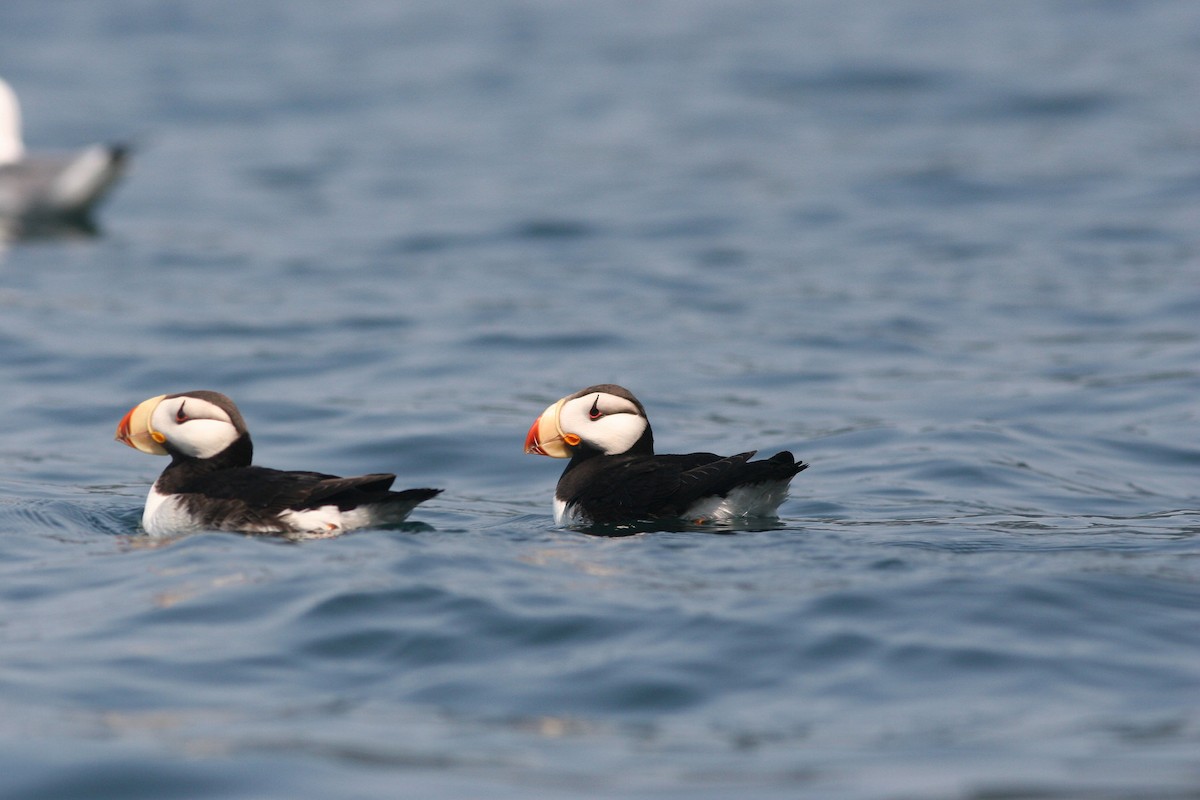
[588,396,603,420]
[175,403,189,423]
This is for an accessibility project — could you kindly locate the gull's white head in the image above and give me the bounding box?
[0,78,25,166]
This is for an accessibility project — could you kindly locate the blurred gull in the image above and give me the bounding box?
[0,77,128,230]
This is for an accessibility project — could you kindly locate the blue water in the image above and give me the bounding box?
[2,2,1199,797]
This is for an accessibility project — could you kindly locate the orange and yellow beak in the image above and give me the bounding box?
[524,398,580,458]
[115,394,170,455]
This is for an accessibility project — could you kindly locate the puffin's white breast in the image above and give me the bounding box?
[142,487,203,536]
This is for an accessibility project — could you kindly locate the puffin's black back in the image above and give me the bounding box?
[157,464,440,532]
[558,450,806,523]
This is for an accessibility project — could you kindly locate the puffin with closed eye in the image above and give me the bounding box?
[524,384,807,527]
[116,390,440,537]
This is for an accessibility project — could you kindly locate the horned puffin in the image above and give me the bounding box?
[116,390,440,537]
[524,384,807,527]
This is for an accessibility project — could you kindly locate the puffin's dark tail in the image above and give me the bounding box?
[380,487,442,519]
[766,451,808,479]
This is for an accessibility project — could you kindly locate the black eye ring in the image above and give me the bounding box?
[588,395,603,420]
[176,402,188,423]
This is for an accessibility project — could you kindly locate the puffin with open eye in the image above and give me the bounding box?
[116,390,440,537]
[524,384,807,527]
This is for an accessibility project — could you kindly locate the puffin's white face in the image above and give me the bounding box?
[525,387,648,458]
[116,393,242,460]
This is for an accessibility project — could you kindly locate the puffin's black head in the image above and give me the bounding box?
[524,383,654,459]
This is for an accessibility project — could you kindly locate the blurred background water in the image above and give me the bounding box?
[1,1,1198,798]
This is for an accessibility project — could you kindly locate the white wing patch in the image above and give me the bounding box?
[277,506,345,534]
[142,489,422,537]
[279,504,419,537]
[681,481,791,523]
[553,480,791,528]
